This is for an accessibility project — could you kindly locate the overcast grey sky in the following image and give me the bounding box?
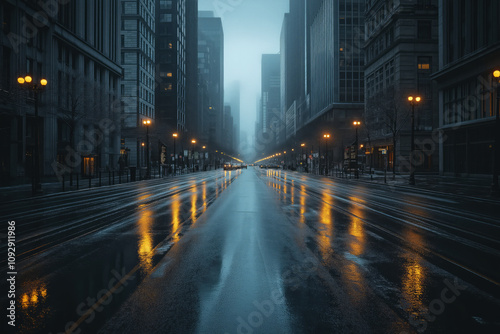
[198,0,289,156]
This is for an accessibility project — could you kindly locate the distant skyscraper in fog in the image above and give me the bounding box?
[261,54,281,146]
[226,81,241,151]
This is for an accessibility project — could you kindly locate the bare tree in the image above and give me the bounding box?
[365,87,409,179]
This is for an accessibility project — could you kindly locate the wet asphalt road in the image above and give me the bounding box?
[1,167,500,334]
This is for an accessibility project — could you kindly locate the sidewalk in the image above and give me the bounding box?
[0,166,215,202]
[0,171,174,202]
[335,170,500,201]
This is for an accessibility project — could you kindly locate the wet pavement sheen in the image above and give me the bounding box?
[1,167,499,333]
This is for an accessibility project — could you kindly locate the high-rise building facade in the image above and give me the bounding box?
[275,0,365,165]
[306,0,365,162]
[185,1,199,140]
[226,81,241,152]
[280,0,306,144]
[121,0,155,168]
[156,0,185,135]
[155,0,198,167]
[433,0,500,176]
[198,11,224,148]
[261,54,281,148]
[223,104,234,150]
[364,0,439,173]
[0,1,122,184]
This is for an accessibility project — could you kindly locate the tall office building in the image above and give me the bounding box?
[276,0,364,163]
[261,54,281,148]
[0,1,122,184]
[280,0,306,143]
[307,0,365,161]
[223,104,234,150]
[155,0,198,166]
[364,0,439,172]
[433,0,500,175]
[121,0,156,168]
[226,81,241,151]
[198,11,224,148]
[185,1,199,139]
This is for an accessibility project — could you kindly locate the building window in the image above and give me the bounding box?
[417,20,432,39]
[160,14,172,22]
[160,1,173,10]
[417,56,431,71]
[1,46,11,90]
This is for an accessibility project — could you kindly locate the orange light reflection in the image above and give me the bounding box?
[348,206,366,257]
[137,208,154,273]
[318,192,334,260]
[401,230,427,319]
[171,193,181,242]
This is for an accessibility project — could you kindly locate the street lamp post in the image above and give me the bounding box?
[353,121,361,179]
[143,119,151,179]
[202,146,206,171]
[408,96,421,185]
[301,143,305,172]
[191,139,196,173]
[172,133,178,176]
[18,75,48,195]
[492,70,500,196]
[323,134,330,176]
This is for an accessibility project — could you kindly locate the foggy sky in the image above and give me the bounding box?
[198,0,289,157]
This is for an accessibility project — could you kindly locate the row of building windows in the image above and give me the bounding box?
[140,101,154,119]
[366,25,394,63]
[443,75,497,125]
[366,58,395,98]
[160,1,173,10]
[140,70,155,92]
[365,0,394,35]
[338,0,365,103]
[140,85,154,105]
[444,0,500,65]
[140,1,155,29]
[160,13,173,22]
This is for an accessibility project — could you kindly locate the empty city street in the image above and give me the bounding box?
[1,168,499,334]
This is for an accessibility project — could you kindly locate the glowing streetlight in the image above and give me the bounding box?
[143,119,152,178]
[172,133,178,176]
[17,75,48,194]
[323,134,331,175]
[492,70,500,195]
[353,121,361,179]
[191,139,196,173]
[408,96,422,185]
